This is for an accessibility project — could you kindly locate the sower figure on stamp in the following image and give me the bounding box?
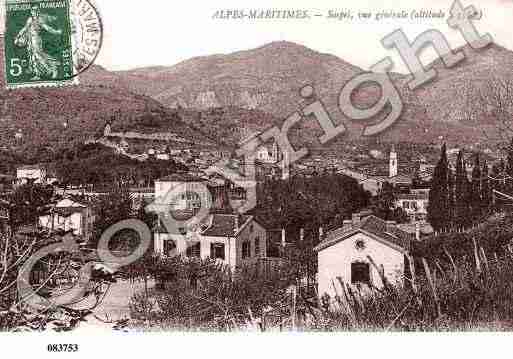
[14,6,63,80]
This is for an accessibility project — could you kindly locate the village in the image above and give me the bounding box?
[2,120,513,332]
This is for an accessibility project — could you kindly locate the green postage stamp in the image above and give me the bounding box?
[4,0,75,88]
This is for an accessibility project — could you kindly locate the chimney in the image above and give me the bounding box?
[352,212,361,227]
[281,228,286,247]
[415,222,421,241]
[300,228,304,241]
[319,226,324,241]
[385,220,396,233]
[343,220,352,231]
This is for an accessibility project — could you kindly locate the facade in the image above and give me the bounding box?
[389,145,398,178]
[38,198,94,240]
[16,165,47,185]
[255,142,281,164]
[154,173,212,212]
[395,191,429,222]
[154,214,267,271]
[314,212,412,299]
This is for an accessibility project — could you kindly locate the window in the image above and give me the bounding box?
[355,239,366,251]
[250,224,254,233]
[254,237,260,256]
[210,243,225,260]
[242,242,251,259]
[351,262,370,285]
[163,240,177,257]
[186,242,201,258]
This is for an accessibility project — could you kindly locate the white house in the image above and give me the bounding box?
[16,165,47,185]
[314,212,412,300]
[154,173,212,212]
[154,213,267,271]
[255,142,281,164]
[39,198,94,240]
[395,191,429,222]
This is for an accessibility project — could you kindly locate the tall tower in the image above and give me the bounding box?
[389,144,398,178]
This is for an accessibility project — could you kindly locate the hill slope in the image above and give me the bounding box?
[112,40,513,146]
[0,37,216,159]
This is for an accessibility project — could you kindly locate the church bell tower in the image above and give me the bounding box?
[389,145,398,178]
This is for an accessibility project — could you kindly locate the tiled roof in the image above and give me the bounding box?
[54,207,83,217]
[201,214,252,237]
[315,215,412,253]
[367,174,412,184]
[396,223,434,236]
[56,198,86,208]
[154,214,253,237]
[397,192,428,200]
[129,187,154,193]
[17,165,44,171]
[157,173,206,183]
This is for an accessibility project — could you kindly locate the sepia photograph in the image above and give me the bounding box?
[0,0,512,357]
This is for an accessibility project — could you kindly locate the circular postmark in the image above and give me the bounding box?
[69,0,103,78]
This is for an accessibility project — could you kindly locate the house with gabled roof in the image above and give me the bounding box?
[16,164,47,185]
[154,213,267,271]
[38,198,94,241]
[314,211,413,299]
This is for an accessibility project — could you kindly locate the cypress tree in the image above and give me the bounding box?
[455,150,471,230]
[470,154,482,222]
[428,144,449,232]
[506,137,513,178]
[481,160,491,213]
[492,158,506,194]
[447,168,455,230]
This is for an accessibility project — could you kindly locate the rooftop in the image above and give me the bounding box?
[366,174,412,184]
[315,215,412,253]
[157,172,206,183]
[201,214,252,237]
[397,192,429,201]
[54,207,84,217]
[17,164,44,171]
[154,213,253,238]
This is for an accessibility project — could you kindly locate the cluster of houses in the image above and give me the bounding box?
[0,141,442,304]
[147,145,433,299]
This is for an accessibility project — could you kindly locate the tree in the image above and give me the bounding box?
[428,144,450,232]
[91,185,134,248]
[253,173,370,237]
[447,167,455,230]
[8,183,54,232]
[372,181,407,222]
[470,154,482,222]
[507,138,513,178]
[455,150,471,230]
[481,161,492,212]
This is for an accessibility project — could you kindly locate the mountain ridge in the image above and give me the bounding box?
[1,37,512,156]
[108,40,513,146]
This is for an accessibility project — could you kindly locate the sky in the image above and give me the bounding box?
[2,0,513,72]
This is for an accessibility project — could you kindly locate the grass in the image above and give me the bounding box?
[127,239,513,332]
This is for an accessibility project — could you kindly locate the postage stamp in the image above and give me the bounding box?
[3,0,75,88]
[71,0,103,75]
